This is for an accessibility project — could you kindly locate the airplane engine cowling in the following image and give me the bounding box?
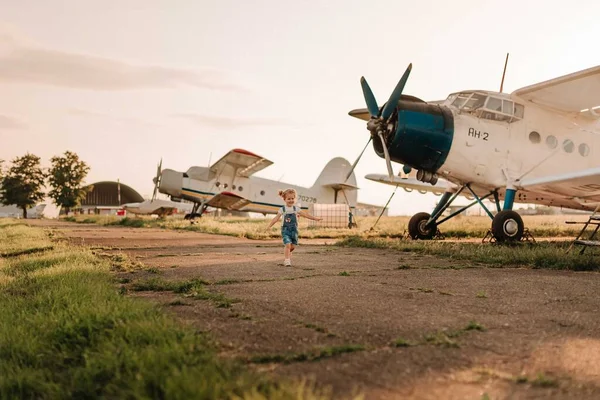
[159,169,183,198]
[374,101,454,173]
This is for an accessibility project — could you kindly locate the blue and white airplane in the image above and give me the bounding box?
[348,62,600,241]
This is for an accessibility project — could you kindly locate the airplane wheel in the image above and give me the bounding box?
[184,214,191,220]
[408,212,436,240]
[491,210,523,242]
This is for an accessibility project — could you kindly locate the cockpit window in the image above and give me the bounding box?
[463,94,486,111]
[451,93,471,108]
[448,92,524,123]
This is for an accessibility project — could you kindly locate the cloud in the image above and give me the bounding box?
[0,114,26,129]
[68,108,159,127]
[0,29,244,91]
[173,113,288,129]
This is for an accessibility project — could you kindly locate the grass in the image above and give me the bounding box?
[248,345,365,364]
[61,214,587,240]
[337,236,600,271]
[392,321,486,349]
[0,220,333,399]
[130,277,240,308]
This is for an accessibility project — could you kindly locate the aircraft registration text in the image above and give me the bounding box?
[468,128,489,141]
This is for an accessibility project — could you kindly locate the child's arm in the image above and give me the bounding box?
[298,210,322,221]
[266,214,281,229]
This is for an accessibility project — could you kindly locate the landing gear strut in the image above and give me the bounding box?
[184,201,208,221]
[408,184,525,242]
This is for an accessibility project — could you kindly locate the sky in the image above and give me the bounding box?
[1,0,600,215]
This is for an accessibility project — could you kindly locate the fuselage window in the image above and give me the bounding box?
[579,143,590,157]
[260,190,265,196]
[563,139,574,153]
[529,131,541,144]
[238,186,243,192]
[546,135,558,149]
[232,185,237,190]
[223,183,228,188]
[215,182,220,187]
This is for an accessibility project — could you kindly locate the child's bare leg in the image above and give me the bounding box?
[290,244,295,253]
[284,244,291,259]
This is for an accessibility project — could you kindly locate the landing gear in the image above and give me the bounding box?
[406,185,526,243]
[184,201,208,222]
[408,212,436,240]
[491,210,523,242]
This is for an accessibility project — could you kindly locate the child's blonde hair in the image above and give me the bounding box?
[278,188,297,199]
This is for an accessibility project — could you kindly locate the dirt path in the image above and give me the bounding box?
[32,220,600,399]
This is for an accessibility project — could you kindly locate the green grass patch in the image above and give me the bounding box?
[0,220,327,399]
[337,236,600,270]
[131,277,238,308]
[249,344,365,364]
[392,321,486,349]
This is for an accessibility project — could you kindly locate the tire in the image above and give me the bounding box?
[408,212,436,240]
[491,210,524,242]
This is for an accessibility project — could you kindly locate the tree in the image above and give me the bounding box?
[0,153,46,219]
[48,151,91,215]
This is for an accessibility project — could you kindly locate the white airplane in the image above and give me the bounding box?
[121,199,193,218]
[153,149,358,222]
[348,59,600,242]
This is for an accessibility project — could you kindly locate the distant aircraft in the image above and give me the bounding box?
[121,199,193,218]
[153,149,358,222]
[347,59,600,241]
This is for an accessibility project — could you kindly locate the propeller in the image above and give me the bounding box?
[345,63,413,182]
[152,158,162,201]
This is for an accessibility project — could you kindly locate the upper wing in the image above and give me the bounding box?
[206,191,251,210]
[365,174,456,195]
[518,167,600,206]
[512,65,600,115]
[210,149,274,178]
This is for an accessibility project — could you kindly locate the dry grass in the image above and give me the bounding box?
[62,213,587,240]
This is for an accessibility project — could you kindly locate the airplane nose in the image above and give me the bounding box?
[158,169,183,197]
[377,100,454,178]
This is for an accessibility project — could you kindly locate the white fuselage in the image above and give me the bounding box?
[438,92,600,210]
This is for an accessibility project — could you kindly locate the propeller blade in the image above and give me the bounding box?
[360,77,379,117]
[377,131,394,179]
[345,136,373,181]
[152,158,162,201]
[381,63,413,120]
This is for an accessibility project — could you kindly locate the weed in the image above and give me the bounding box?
[465,321,486,331]
[338,271,350,276]
[531,373,558,388]
[249,344,365,364]
[476,291,488,298]
[392,338,415,347]
[214,279,242,285]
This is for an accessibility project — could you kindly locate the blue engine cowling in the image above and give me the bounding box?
[373,101,454,173]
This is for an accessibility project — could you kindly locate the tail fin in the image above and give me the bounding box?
[312,157,358,191]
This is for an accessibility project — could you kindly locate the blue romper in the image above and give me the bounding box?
[280,205,299,245]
